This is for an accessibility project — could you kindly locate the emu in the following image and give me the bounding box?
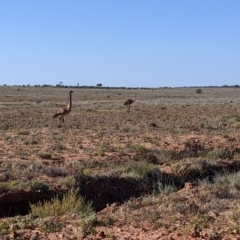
[124,94,136,112]
[53,90,73,123]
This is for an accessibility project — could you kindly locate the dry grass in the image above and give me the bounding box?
[1,86,240,239]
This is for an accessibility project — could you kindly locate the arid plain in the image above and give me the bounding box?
[1,86,240,239]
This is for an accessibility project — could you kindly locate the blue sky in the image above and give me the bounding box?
[1,1,239,87]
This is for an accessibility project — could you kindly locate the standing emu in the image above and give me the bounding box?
[124,94,137,112]
[53,90,73,123]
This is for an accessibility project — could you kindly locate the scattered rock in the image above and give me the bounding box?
[208,210,219,220]
[30,232,39,240]
[98,231,106,238]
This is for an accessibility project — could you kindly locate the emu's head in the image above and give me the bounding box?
[69,90,73,94]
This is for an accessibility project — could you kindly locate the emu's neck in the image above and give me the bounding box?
[66,93,72,111]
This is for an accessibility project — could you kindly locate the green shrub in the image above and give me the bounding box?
[60,175,76,189]
[125,161,154,178]
[29,181,50,191]
[0,221,10,235]
[131,144,147,153]
[207,149,233,160]
[98,148,105,157]
[78,212,98,235]
[157,183,177,196]
[44,166,67,177]
[30,188,94,218]
[37,220,62,233]
[0,181,19,191]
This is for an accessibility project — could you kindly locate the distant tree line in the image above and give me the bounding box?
[1,84,240,89]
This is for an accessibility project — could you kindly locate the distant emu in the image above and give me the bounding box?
[124,94,137,112]
[53,90,73,123]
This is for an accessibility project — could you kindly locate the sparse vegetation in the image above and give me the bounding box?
[30,188,93,217]
[207,149,233,160]
[29,181,50,191]
[1,86,240,239]
[123,161,155,178]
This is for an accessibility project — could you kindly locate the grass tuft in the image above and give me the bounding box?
[30,188,94,218]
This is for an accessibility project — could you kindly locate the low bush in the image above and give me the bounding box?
[30,188,94,218]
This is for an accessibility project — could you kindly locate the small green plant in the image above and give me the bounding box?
[38,220,62,233]
[51,142,66,150]
[232,121,240,128]
[60,175,76,189]
[98,148,105,157]
[0,120,13,130]
[29,181,50,191]
[164,150,182,161]
[229,225,240,234]
[207,149,233,160]
[11,216,35,230]
[78,212,98,236]
[222,134,229,138]
[52,135,63,141]
[44,166,67,177]
[97,141,112,157]
[83,168,91,176]
[157,183,177,196]
[0,181,19,191]
[152,221,163,230]
[30,188,94,218]
[0,220,11,235]
[101,216,114,227]
[131,144,147,153]
[125,161,154,178]
[190,214,211,229]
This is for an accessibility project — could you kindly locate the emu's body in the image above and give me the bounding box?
[124,94,136,112]
[53,90,73,123]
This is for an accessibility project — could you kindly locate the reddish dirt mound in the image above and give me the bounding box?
[161,133,240,154]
